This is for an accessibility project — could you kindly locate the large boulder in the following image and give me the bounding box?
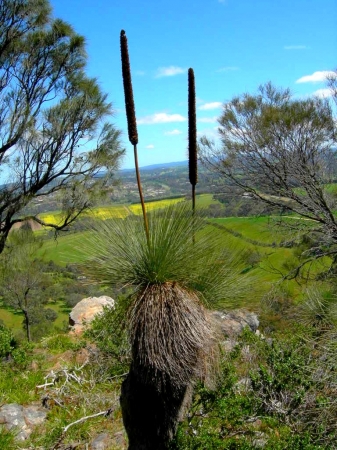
[69,296,114,334]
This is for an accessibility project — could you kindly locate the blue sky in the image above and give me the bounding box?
[51,0,336,169]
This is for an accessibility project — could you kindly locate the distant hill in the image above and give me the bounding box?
[121,160,188,173]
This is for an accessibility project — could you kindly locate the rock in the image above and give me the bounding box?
[89,430,127,449]
[90,432,111,449]
[209,309,259,338]
[112,430,127,448]
[69,296,114,334]
[0,403,47,441]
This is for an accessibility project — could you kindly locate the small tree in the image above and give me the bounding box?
[0,229,51,341]
[0,0,124,254]
[199,82,337,277]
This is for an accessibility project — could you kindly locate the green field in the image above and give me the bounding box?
[38,231,91,265]
[0,299,69,336]
[210,216,298,245]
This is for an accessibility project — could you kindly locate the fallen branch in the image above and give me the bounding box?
[63,408,114,433]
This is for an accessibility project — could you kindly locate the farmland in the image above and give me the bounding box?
[1,193,329,333]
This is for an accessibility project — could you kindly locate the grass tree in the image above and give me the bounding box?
[82,30,253,449]
[84,204,252,449]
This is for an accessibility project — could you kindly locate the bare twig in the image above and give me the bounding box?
[63,408,114,433]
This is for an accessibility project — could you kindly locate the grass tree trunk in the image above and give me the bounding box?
[120,364,193,450]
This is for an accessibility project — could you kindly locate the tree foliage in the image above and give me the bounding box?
[0,0,124,253]
[199,81,337,277]
[0,229,52,341]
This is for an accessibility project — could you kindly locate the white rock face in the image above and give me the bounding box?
[69,296,114,333]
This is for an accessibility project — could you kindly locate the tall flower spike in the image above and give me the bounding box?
[120,30,138,145]
[188,68,198,210]
[120,30,149,242]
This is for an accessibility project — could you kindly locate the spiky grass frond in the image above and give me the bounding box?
[83,202,252,306]
[298,288,337,329]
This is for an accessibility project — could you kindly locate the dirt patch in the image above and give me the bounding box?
[11,219,42,231]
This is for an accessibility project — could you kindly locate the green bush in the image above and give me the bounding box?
[41,334,85,353]
[0,325,14,358]
[172,328,336,449]
[85,299,130,376]
[11,347,29,368]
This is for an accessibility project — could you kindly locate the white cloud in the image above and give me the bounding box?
[296,71,336,83]
[197,127,218,138]
[138,113,187,125]
[155,66,186,78]
[217,66,239,72]
[164,129,183,135]
[145,144,155,149]
[198,117,217,123]
[284,45,308,50]
[198,102,222,111]
[312,88,333,98]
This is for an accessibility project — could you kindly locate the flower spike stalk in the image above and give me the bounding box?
[120,30,149,242]
[188,68,198,212]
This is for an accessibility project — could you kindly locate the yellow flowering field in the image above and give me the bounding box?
[38,198,185,226]
[129,197,184,214]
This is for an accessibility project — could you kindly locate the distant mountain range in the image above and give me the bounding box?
[121,160,188,173]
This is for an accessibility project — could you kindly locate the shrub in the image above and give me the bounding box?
[172,327,336,449]
[85,300,130,377]
[0,325,14,358]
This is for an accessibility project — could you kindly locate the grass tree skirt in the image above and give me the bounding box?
[121,283,215,449]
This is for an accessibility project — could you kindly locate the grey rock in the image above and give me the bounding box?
[113,430,127,447]
[90,431,126,449]
[24,405,47,427]
[90,432,110,450]
[210,309,259,338]
[0,403,47,441]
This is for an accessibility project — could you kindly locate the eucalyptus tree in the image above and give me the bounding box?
[0,0,124,253]
[199,82,337,277]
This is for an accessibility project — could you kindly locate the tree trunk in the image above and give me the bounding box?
[120,364,193,450]
[23,310,31,342]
